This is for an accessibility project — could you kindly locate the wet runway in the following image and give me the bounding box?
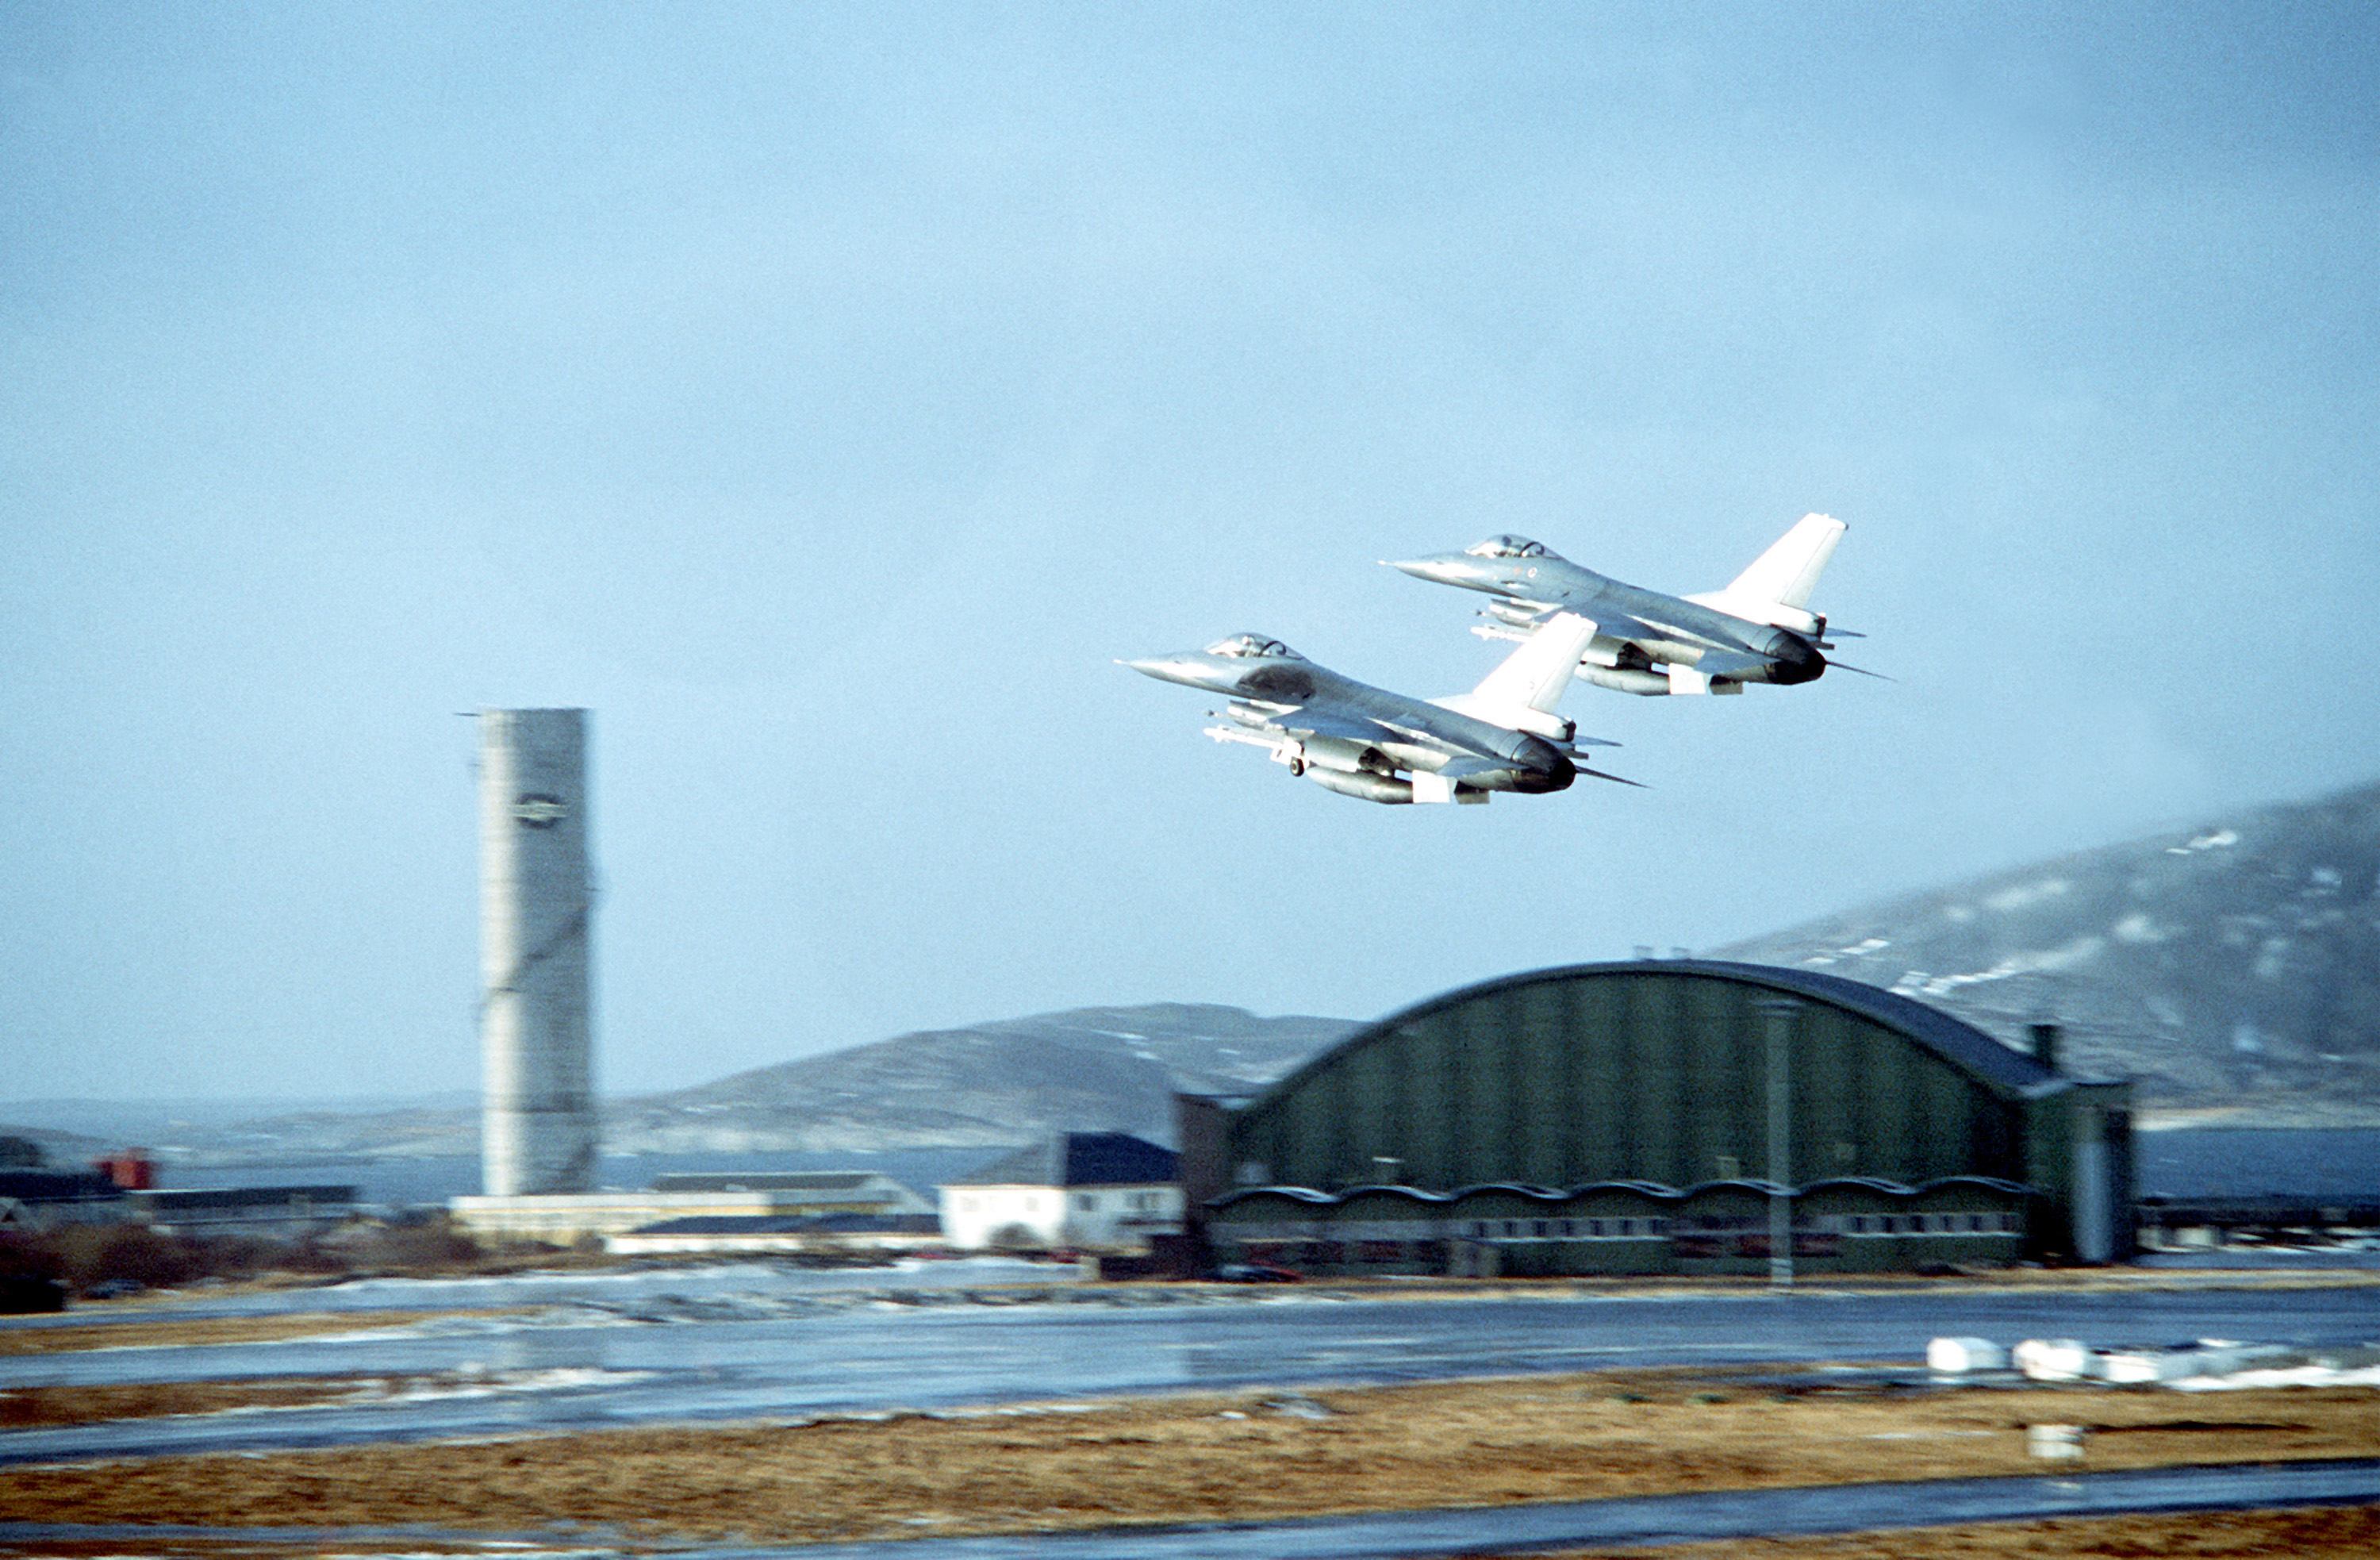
[5,1262,2377,1466]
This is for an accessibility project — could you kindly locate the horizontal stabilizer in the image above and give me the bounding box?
[1427,691,1574,742]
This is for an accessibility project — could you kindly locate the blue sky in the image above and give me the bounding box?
[4,2,2375,1101]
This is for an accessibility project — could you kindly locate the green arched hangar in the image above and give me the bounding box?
[1181,960,2132,1277]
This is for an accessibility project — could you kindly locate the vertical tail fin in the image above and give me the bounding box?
[1467,610,1599,713]
[1722,513,1844,609]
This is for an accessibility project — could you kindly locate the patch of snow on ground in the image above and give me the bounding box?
[1984,879,2071,913]
[1896,937,2106,997]
[2110,913,2167,943]
[2175,1362,2380,1390]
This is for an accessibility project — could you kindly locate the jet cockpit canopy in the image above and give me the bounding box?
[1464,535,1550,559]
[1204,633,1304,660]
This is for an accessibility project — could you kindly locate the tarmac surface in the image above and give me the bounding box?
[6,1265,2378,1466]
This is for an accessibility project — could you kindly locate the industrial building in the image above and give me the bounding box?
[1180,959,2132,1276]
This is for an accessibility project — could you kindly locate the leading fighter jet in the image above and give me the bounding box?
[1123,613,1636,805]
[1388,513,1861,696]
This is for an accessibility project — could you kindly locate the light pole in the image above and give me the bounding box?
[1755,996,1802,1290]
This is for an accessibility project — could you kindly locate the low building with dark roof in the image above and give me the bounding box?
[939,1132,1182,1251]
[0,1168,125,1231]
[131,1185,358,1236]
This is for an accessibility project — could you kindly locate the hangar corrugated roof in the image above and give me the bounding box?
[1659,959,2062,1093]
[1331,959,2062,1098]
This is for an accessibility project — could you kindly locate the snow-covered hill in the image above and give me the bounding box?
[1717,780,2380,1124]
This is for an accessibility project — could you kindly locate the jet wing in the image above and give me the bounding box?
[1587,611,1669,645]
[1498,603,1668,647]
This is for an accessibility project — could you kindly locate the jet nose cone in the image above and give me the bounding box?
[1384,554,1474,585]
[1121,655,1194,683]
[1122,652,1227,691]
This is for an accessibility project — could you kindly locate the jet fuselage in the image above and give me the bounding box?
[1390,550,1826,687]
[1124,640,1576,798]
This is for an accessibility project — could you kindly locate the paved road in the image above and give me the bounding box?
[4,1269,2376,1465]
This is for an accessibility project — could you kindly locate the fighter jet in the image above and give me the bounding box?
[1388,513,1863,696]
[1123,613,1636,805]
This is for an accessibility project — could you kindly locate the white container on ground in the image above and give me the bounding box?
[2013,1338,2096,1381]
[1927,1336,2008,1373]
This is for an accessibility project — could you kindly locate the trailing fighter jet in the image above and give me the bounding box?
[1123,613,1637,805]
[1388,513,1865,696]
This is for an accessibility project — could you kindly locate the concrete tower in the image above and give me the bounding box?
[478,709,597,1197]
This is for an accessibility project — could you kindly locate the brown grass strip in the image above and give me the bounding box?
[0,1309,535,1358]
[0,1370,2370,1546]
[0,1377,437,1427]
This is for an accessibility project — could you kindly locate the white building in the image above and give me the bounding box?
[939,1132,1182,1251]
